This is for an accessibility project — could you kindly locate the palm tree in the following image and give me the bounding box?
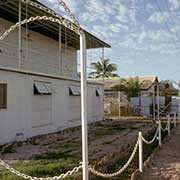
[122,77,142,99]
[89,58,119,78]
[112,77,141,100]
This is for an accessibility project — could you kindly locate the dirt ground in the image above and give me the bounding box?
[0,119,156,163]
[140,125,180,180]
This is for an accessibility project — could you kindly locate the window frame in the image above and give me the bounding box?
[96,89,102,97]
[69,86,81,96]
[33,81,53,95]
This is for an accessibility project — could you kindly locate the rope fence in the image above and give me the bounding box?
[0,160,82,180]
[0,0,179,179]
[141,126,159,144]
[89,139,139,178]
[0,111,177,179]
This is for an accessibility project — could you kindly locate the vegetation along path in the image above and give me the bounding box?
[140,125,180,180]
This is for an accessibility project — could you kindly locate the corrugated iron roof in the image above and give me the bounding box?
[0,0,111,50]
[88,76,159,91]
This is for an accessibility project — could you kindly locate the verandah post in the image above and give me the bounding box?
[157,84,162,147]
[167,114,171,136]
[80,32,89,180]
[174,112,177,128]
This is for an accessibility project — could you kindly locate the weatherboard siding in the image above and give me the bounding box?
[0,18,78,79]
[0,70,103,145]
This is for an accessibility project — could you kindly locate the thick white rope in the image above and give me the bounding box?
[0,140,139,179]
[0,16,80,41]
[0,1,83,179]
[89,140,139,178]
[21,0,80,30]
[141,127,159,144]
[1,140,138,180]
[161,122,168,132]
[0,159,82,180]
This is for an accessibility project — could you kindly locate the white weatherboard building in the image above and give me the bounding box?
[0,1,110,145]
[131,96,165,116]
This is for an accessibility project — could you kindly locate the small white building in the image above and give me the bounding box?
[0,1,110,144]
[131,96,165,116]
[171,96,179,114]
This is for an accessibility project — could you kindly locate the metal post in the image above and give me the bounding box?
[118,91,121,117]
[153,88,155,121]
[178,82,180,120]
[59,25,62,75]
[174,112,176,128]
[157,85,160,122]
[25,0,28,63]
[102,48,105,121]
[157,85,162,147]
[158,120,162,147]
[80,32,88,180]
[139,132,143,173]
[167,114,171,136]
[18,0,22,69]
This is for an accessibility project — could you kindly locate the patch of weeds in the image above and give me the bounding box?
[16,142,23,147]
[0,152,81,180]
[1,144,16,154]
[34,152,73,160]
[101,140,114,145]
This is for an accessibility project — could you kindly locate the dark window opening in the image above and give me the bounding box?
[0,84,7,109]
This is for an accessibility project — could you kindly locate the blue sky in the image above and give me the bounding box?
[39,0,180,81]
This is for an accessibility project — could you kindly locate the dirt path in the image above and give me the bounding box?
[0,120,154,162]
[140,125,180,180]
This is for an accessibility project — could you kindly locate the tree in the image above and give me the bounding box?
[112,77,142,100]
[89,58,119,78]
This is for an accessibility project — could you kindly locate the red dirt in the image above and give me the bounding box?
[140,125,180,180]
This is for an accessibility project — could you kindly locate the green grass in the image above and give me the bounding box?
[0,152,81,180]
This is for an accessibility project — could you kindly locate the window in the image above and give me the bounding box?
[96,89,102,97]
[34,81,54,95]
[0,84,7,109]
[69,86,81,96]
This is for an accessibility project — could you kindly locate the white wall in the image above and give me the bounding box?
[141,97,152,115]
[130,96,165,116]
[130,97,151,115]
[0,18,78,79]
[171,96,179,113]
[0,70,104,145]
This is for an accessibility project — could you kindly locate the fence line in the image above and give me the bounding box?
[0,160,82,180]
[0,112,177,179]
[141,126,159,144]
[89,139,139,178]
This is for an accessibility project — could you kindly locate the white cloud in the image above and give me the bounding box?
[45,0,78,13]
[145,3,154,11]
[116,2,136,25]
[109,23,129,32]
[81,0,137,26]
[138,31,147,44]
[81,0,114,22]
[148,12,169,24]
[64,0,78,12]
[168,0,179,10]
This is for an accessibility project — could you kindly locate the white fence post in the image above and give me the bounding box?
[158,120,162,147]
[139,132,143,173]
[174,112,177,128]
[167,115,171,136]
[178,81,180,120]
